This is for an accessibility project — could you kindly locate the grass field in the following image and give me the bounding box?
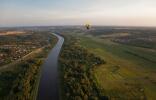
[78,34,156,99]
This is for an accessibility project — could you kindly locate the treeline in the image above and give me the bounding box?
[0,58,42,100]
[59,36,107,100]
[8,59,42,100]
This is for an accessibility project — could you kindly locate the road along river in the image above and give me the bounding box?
[37,33,64,100]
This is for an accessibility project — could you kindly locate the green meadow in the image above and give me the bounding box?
[78,33,156,99]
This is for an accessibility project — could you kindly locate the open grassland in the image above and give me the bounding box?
[79,34,156,99]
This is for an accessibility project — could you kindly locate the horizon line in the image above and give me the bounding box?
[1,25,156,29]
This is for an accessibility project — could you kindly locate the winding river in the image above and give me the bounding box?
[37,33,64,100]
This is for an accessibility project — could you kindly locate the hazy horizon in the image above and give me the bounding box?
[1,0,156,27]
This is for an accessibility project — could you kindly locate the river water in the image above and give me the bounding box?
[37,33,64,100]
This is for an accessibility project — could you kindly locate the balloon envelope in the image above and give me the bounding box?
[85,24,90,30]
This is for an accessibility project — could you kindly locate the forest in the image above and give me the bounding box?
[59,35,107,100]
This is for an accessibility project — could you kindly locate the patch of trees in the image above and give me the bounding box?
[0,48,11,54]
[59,36,107,100]
[0,59,42,100]
[2,59,42,100]
[0,71,17,98]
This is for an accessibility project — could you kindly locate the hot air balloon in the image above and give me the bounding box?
[85,24,90,30]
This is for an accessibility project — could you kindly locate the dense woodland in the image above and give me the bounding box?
[59,35,107,100]
[6,59,42,100]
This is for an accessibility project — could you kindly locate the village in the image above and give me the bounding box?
[0,44,37,66]
[0,30,46,66]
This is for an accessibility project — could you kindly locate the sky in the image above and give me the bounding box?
[0,0,156,27]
